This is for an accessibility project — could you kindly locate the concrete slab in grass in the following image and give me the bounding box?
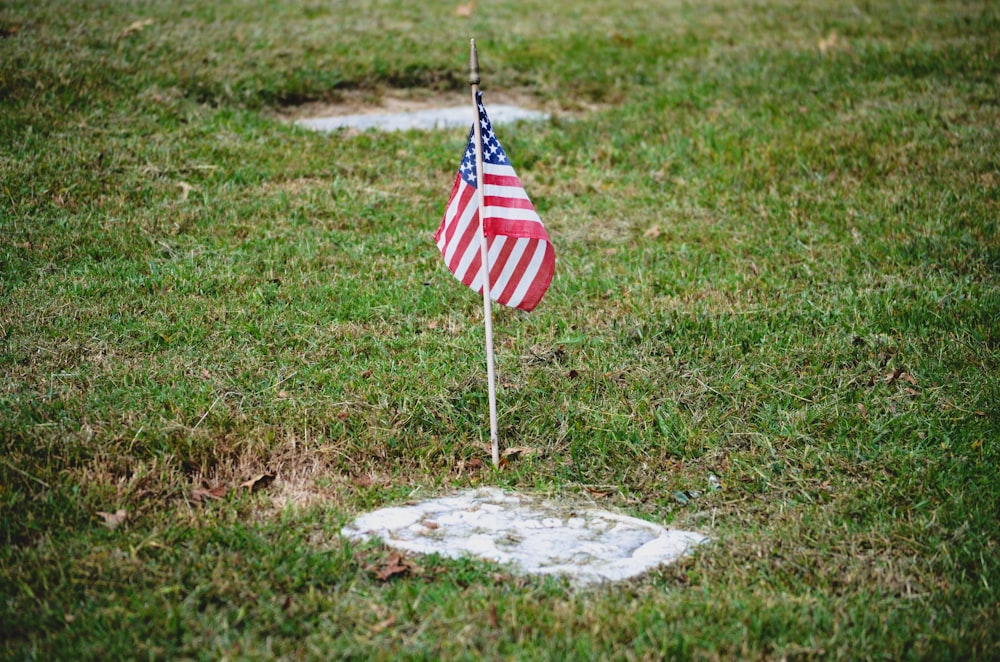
[296,105,549,133]
[342,487,708,585]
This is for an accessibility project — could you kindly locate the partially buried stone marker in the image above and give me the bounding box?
[296,105,549,133]
[342,487,708,585]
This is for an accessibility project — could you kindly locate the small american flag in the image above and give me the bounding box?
[435,93,555,312]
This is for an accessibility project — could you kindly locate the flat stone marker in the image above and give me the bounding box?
[342,487,708,585]
[296,105,549,133]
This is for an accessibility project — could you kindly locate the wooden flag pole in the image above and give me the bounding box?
[469,38,500,468]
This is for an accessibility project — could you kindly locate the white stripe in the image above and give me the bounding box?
[483,184,531,199]
[483,163,517,177]
[491,237,529,297]
[505,241,547,309]
[484,206,541,222]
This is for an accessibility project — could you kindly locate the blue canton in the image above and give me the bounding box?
[458,93,510,188]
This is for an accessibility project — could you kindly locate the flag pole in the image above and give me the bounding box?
[469,38,500,468]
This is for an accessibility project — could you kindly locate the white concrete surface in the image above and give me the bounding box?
[342,487,708,585]
[296,105,549,132]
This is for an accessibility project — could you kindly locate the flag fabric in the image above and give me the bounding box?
[435,92,555,312]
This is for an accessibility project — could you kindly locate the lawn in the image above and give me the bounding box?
[1,0,998,659]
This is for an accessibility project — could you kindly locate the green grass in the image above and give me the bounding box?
[2,0,998,658]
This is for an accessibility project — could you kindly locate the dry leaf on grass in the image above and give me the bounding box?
[371,615,397,633]
[191,484,227,502]
[502,447,540,460]
[97,509,127,530]
[884,368,917,385]
[454,1,475,16]
[374,551,417,581]
[241,473,275,492]
[818,31,837,53]
[116,18,154,40]
[643,225,661,239]
[177,181,195,201]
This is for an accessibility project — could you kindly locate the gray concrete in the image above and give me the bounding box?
[296,105,549,133]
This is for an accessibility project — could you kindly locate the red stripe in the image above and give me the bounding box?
[521,243,555,311]
[486,217,550,241]
[484,195,534,210]
[483,174,521,187]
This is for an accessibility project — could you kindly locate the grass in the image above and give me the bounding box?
[2,0,998,658]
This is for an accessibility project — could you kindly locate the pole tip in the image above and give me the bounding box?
[468,38,480,86]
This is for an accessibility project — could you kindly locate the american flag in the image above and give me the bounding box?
[434,93,555,312]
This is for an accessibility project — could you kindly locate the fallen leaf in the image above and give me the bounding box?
[585,486,612,498]
[97,509,127,530]
[116,18,154,40]
[423,520,440,530]
[337,410,349,421]
[643,225,661,239]
[454,1,475,16]
[885,367,904,384]
[177,181,194,201]
[371,615,397,633]
[487,604,499,628]
[818,30,838,54]
[375,551,416,581]
[466,457,484,471]
[241,473,275,492]
[191,484,226,502]
[901,372,918,385]
[857,403,868,417]
[502,447,540,460]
